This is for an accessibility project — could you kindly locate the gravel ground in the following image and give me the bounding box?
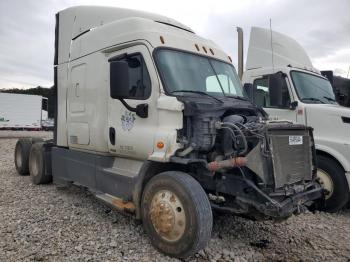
[1,134,350,262]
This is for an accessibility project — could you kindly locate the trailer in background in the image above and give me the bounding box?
[0,93,48,130]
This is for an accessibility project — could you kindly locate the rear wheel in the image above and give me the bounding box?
[29,142,52,185]
[316,155,349,212]
[14,138,43,175]
[141,171,212,258]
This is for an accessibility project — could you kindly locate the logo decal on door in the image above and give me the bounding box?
[121,111,136,131]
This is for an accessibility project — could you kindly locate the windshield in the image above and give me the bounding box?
[290,71,336,104]
[154,49,245,98]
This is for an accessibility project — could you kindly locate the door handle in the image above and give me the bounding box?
[109,127,116,145]
[75,83,80,97]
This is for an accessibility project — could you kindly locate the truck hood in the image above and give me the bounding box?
[305,103,350,142]
[246,27,318,72]
[305,103,350,118]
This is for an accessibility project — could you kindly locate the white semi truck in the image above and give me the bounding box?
[240,27,350,212]
[14,7,323,258]
[0,93,48,129]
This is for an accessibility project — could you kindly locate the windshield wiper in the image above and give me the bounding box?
[170,90,224,103]
[323,96,336,102]
[300,97,325,104]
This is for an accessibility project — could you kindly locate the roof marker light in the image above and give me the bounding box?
[195,44,200,51]
[228,56,232,62]
[160,36,165,44]
[202,46,207,53]
[209,48,214,55]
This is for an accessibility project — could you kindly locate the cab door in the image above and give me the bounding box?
[107,45,159,159]
[252,75,297,122]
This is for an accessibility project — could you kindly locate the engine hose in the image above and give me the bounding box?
[221,122,248,155]
[207,157,247,172]
[220,126,238,150]
[177,146,194,157]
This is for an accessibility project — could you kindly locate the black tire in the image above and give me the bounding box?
[317,155,350,212]
[14,139,32,175]
[29,142,52,185]
[32,137,44,143]
[141,171,212,259]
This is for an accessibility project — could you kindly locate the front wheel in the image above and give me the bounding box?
[141,171,212,259]
[316,155,350,212]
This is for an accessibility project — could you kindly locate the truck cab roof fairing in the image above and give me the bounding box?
[56,6,194,64]
[245,27,316,72]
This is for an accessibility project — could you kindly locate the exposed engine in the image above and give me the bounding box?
[174,97,323,218]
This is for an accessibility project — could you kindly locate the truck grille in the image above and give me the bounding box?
[267,126,313,189]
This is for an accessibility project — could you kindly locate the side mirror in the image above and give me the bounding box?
[109,58,149,119]
[136,103,148,118]
[290,101,298,110]
[268,72,288,108]
[243,83,253,102]
[110,61,129,99]
[119,99,149,119]
[268,72,284,92]
[338,94,346,102]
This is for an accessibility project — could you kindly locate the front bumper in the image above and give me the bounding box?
[235,181,324,218]
[215,175,324,218]
[259,184,324,217]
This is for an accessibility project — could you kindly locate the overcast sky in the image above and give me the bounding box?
[0,0,349,89]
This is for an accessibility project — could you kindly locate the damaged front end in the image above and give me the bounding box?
[172,97,323,219]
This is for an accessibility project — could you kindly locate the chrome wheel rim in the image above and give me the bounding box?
[149,190,186,242]
[317,169,334,200]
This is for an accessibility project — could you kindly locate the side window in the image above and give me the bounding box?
[253,76,291,108]
[253,78,270,107]
[110,53,151,100]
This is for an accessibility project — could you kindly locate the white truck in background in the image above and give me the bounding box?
[0,93,48,129]
[240,27,350,212]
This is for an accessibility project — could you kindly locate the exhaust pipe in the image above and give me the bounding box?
[237,27,244,80]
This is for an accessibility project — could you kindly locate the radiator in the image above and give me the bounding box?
[267,126,313,189]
